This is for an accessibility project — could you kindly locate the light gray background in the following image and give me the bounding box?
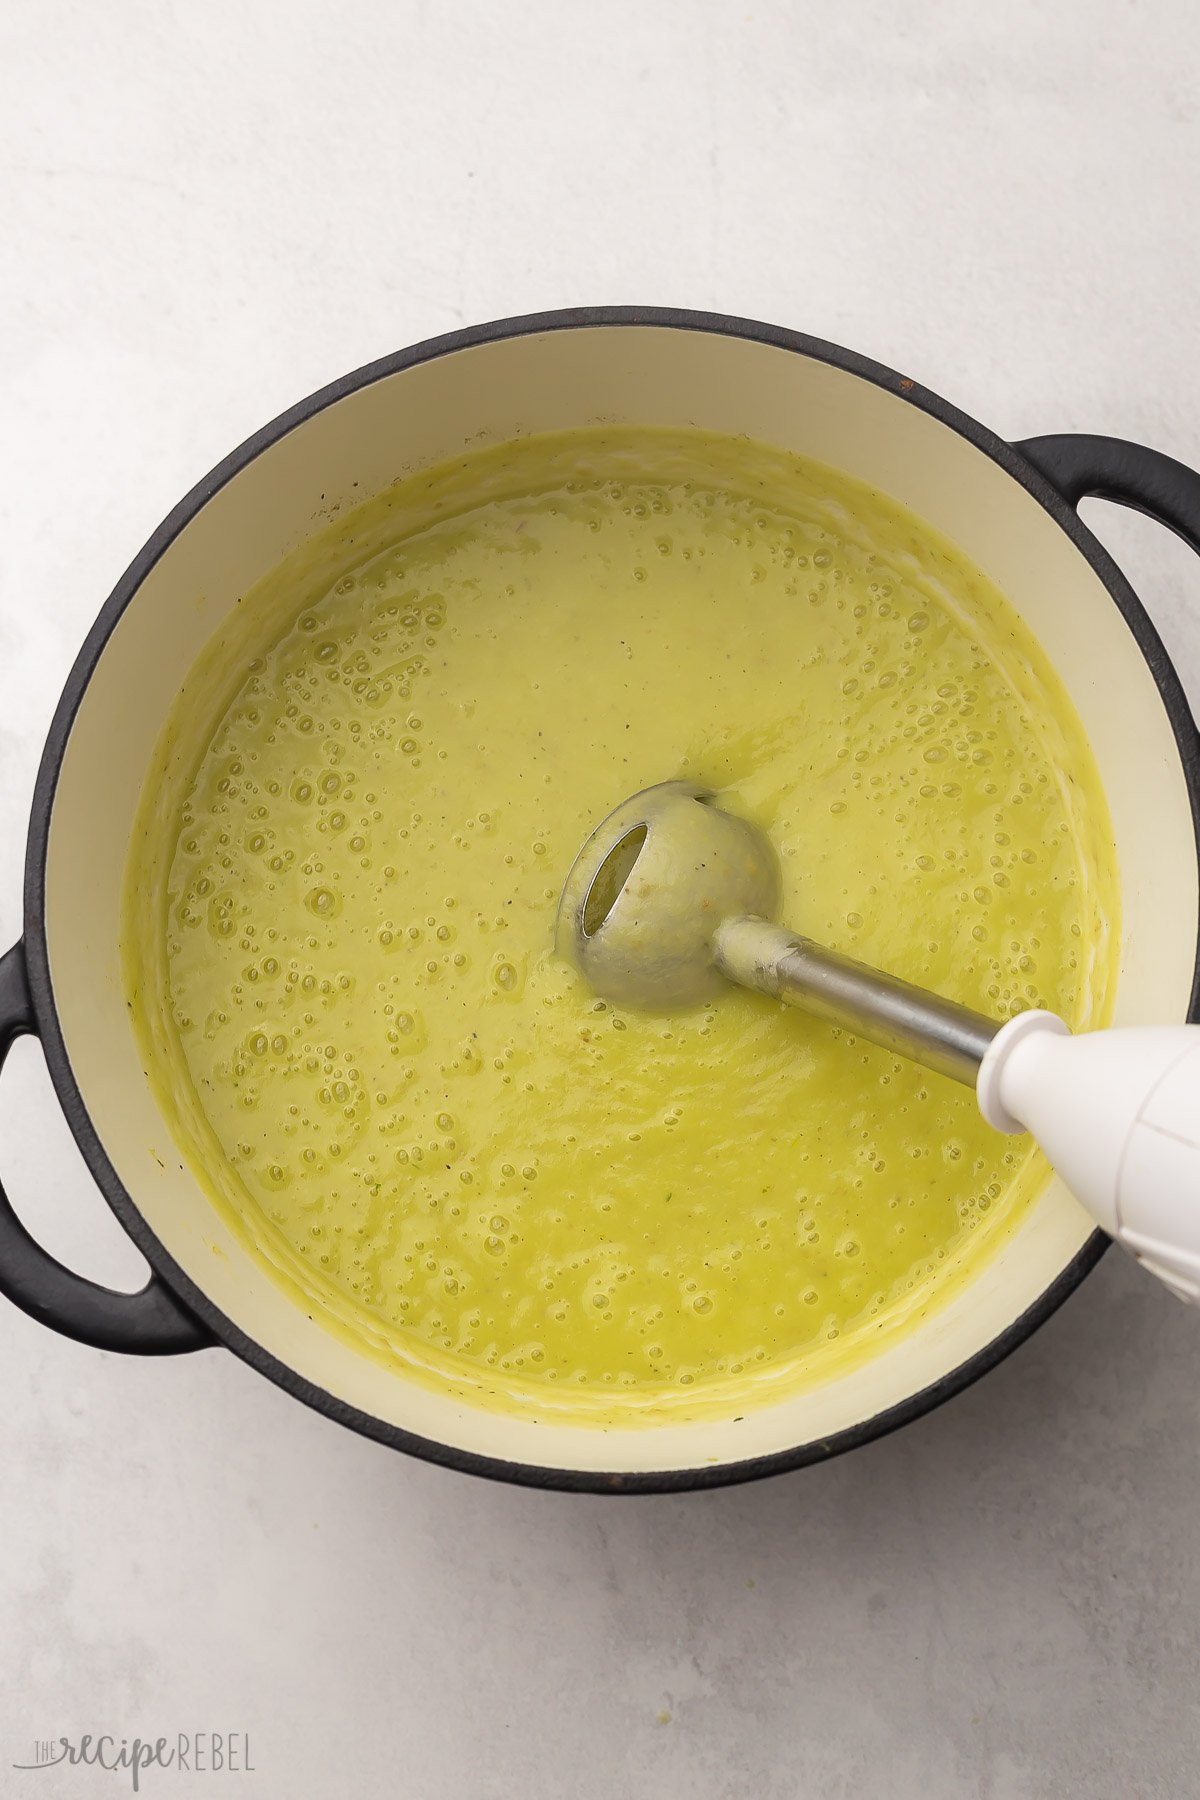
[1,3,1199,1796]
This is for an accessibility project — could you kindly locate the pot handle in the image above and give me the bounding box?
[1017,431,1200,561]
[0,941,210,1353]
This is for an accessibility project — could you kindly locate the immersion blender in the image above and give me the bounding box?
[557,782,1200,1302]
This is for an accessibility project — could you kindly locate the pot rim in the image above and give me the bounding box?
[20,305,1200,1493]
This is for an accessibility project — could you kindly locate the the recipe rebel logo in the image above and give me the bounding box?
[13,1733,255,1790]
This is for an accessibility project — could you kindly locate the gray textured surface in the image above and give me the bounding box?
[1,3,1199,1796]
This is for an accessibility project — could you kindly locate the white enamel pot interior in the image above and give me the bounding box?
[14,310,1200,1492]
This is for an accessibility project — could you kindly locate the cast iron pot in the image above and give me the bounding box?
[2,309,1198,1493]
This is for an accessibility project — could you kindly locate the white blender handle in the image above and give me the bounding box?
[978,1014,1200,1301]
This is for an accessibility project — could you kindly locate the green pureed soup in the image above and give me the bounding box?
[124,428,1119,1422]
